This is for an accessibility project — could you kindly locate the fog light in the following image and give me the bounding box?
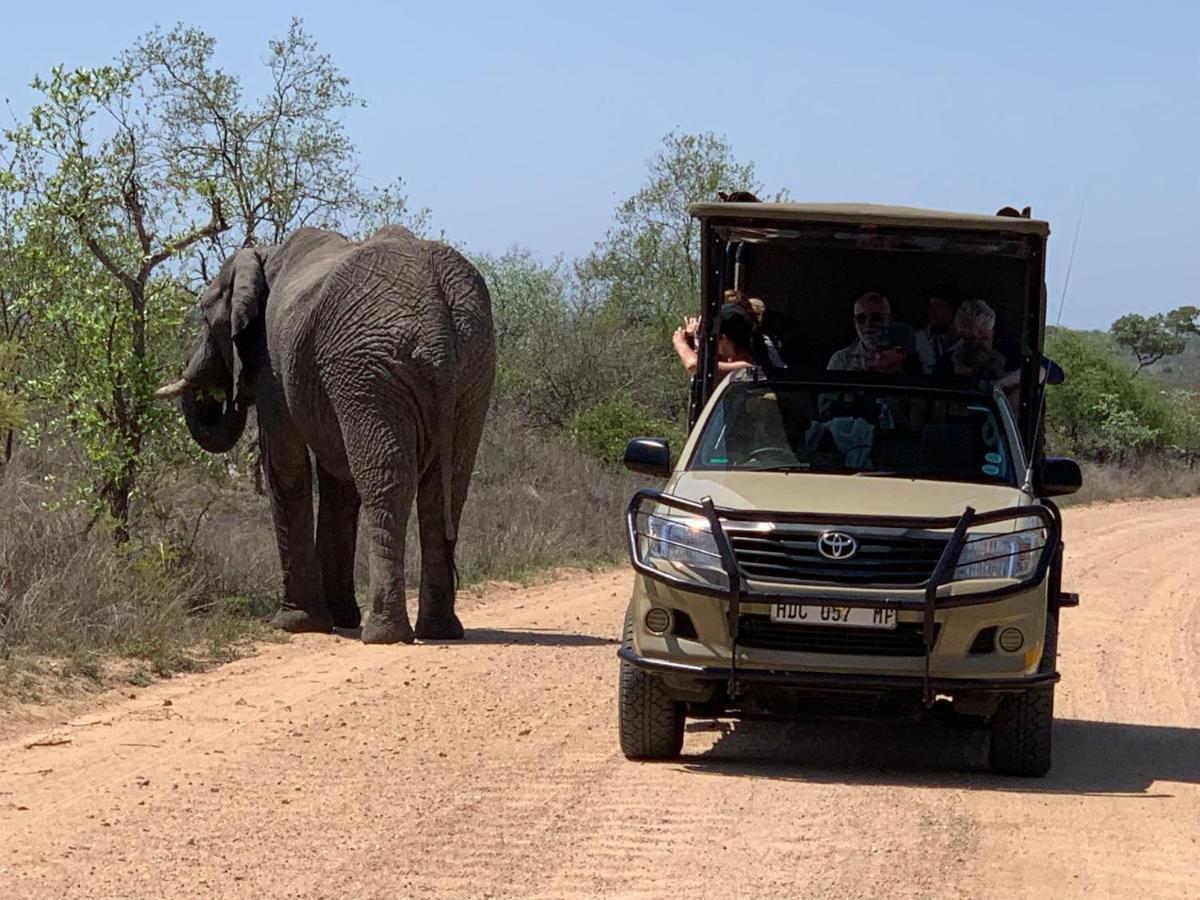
[998,627,1024,652]
[644,607,671,634]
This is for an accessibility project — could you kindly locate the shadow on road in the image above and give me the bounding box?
[679,717,1199,796]
[454,628,617,648]
[326,626,616,647]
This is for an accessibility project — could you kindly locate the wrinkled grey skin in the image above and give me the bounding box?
[161,226,495,644]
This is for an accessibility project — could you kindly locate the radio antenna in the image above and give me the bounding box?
[1055,191,1086,325]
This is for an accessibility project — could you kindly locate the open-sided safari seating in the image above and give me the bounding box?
[618,202,1082,776]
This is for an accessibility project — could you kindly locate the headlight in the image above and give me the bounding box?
[954,530,1044,581]
[635,511,729,588]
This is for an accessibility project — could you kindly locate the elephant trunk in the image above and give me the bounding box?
[179,385,248,454]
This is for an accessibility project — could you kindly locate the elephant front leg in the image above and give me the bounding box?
[262,428,332,634]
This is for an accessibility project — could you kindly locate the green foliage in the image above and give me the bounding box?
[1,19,404,538]
[1111,306,1198,373]
[1044,326,1168,459]
[578,130,767,334]
[569,396,686,465]
[0,341,23,435]
[1088,392,1160,462]
[476,248,685,428]
[1159,389,1200,463]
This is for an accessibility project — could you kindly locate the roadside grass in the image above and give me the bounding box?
[0,417,640,699]
[1059,459,1200,507]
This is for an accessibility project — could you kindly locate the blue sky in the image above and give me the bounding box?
[3,1,1196,329]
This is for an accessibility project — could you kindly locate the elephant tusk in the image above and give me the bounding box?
[154,377,191,400]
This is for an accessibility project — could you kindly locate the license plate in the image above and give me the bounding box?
[769,603,897,630]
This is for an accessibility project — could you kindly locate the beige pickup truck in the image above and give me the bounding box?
[618,203,1080,776]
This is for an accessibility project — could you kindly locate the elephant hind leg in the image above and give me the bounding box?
[316,464,361,630]
[414,387,489,641]
[340,414,420,646]
[414,463,462,640]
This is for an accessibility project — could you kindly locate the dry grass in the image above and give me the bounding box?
[0,463,283,699]
[0,417,642,696]
[1059,459,1200,507]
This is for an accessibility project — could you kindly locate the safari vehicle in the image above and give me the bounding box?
[617,202,1081,776]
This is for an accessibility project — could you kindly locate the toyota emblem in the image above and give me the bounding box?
[817,531,858,560]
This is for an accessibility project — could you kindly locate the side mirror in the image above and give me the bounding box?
[1038,456,1082,497]
[623,437,672,478]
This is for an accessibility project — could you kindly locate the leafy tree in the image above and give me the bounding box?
[1111,307,1199,374]
[578,130,766,333]
[477,248,683,429]
[1044,326,1167,459]
[1160,388,1200,466]
[569,396,686,465]
[3,21,407,541]
[1089,392,1161,463]
[0,340,23,439]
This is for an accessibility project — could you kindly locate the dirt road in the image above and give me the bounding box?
[1,499,1198,898]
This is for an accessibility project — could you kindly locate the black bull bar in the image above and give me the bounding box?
[624,489,1061,704]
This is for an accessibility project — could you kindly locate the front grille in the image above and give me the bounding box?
[728,529,946,586]
[738,615,937,657]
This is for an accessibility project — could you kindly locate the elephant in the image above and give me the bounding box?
[157,226,495,644]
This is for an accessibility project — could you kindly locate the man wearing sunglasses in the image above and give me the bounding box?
[827,291,891,371]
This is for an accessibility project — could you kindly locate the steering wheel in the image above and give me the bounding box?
[746,446,797,466]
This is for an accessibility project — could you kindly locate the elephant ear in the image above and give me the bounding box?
[230,249,267,338]
[226,248,269,403]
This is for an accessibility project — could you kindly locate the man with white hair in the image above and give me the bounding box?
[827,291,891,371]
[936,299,1006,382]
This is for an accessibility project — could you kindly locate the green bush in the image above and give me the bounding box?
[1044,327,1168,458]
[569,396,687,465]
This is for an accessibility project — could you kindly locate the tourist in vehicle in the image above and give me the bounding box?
[914,294,959,374]
[866,323,921,375]
[672,302,767,377]
[933,298,1006,381]
[826,291,891,371]
[724,289,785,367]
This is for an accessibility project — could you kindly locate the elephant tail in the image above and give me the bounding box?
[438,388,457,545]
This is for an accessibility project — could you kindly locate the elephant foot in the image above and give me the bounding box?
[361,615,415,645]
[271,607,334,634]
[327,598,362,630]
[414,611,464,641]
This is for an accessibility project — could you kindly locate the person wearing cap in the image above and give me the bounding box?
[866,323,921,375]
[672,302,766,377]
[827,292,891,371]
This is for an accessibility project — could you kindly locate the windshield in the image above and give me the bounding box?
[690,381,1015,484]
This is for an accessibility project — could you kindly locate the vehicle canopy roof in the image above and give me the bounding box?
[686,200,1052,458]
[688,202,1050,237]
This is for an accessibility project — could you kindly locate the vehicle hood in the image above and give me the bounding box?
[668,471,1030,519]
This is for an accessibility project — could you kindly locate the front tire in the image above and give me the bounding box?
[988,612,1057,776]
[618,608,684,760]
[988,686,1054,776]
